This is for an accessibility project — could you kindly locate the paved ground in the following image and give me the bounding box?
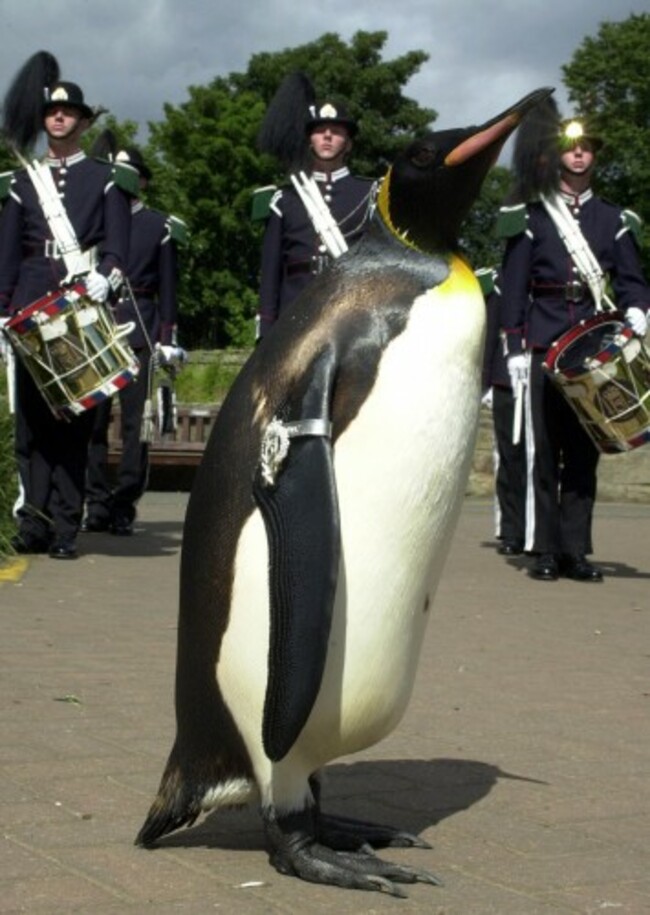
[1,493,649,914]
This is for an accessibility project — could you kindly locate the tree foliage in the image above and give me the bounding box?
[145,31,435,348]
[5,23,645,349]
[562,13,650,270]
[459,165,512,272]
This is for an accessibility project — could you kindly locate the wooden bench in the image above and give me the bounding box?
[107,403,220,468]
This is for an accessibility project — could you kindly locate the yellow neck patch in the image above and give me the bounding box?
[442,254,478,297]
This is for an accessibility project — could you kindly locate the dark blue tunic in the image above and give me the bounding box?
[258,166,375,337]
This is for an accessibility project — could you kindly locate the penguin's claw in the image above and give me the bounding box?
[318,812,432,850]
[263,807,442,896]
[275,843,441,896]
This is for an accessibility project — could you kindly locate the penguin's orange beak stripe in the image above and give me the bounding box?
[444,114,520,167]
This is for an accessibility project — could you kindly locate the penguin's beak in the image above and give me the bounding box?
[444,87,554,168]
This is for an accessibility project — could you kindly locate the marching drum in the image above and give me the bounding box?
[543,312,650,454]
[4,281,139,418]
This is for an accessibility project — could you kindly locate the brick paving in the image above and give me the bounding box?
[1,493,649,914]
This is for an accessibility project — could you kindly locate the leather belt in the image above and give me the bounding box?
[285,255,332,277]
[530,280,587,303]
[23,240,63,259]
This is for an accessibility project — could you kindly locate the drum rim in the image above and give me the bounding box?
[543,310,629,373]
[6,282,88,330]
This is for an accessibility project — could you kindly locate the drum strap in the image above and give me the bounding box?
[290,171,349,259]
[540,193,615,313]
[19,152,96,282]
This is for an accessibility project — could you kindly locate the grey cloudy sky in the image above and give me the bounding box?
[1,0,646,154]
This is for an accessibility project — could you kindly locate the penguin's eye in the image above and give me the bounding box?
[410,147,436,168]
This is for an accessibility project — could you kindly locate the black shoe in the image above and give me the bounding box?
[562,555,604,582]
[49,539,78,560]
[498,540,523,556]
[80,516,110,533]
[10,533,50,555]
[530,553,559,581]
[110,518,133,536]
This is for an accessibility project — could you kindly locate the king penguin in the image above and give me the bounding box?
[136,87,552,896]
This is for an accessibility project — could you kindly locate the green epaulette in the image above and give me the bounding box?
[622,209,643,246]
[111,161,141,197]
[475,266,497,296]
[495,203,528,239]
[166,214,189,246]
[251,184,278,222]
[0,169,16,202]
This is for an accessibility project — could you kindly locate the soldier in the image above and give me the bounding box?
[499,99,650,582]
[82,142,187,536]
[480,268,529,557]
[255,72,376,338]
[0,52,133,559]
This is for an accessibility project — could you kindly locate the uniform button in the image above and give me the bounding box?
[318,244,327,253]
[324,194,332,203]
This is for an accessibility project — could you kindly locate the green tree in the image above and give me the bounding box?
[146,31,435,348]
[0,138,16,174]
[82,115,141,156]
[562,13,650,269]
[459,165,512,271]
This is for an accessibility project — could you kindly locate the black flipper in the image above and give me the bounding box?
[253,349,341,763]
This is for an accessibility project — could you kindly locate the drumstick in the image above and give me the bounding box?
[512,379,523,445]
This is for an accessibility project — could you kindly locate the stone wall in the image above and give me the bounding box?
[469,406,650,503]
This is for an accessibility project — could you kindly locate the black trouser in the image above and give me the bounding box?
[85,348,151,524]
[527,351,599,556]
[491,385,528,546]
[15,361,94,542]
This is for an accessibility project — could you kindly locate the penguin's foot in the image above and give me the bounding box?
[318,812,432,851]
[263,806,442,897]
[307,773,430,850]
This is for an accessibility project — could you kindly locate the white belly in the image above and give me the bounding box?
[218,269,485,807]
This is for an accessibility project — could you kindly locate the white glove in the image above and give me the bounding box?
[155,343,188,369]
[507,354,528,389]
[481,387,494,409]
[626,307,648,337]
[0,316,10,363]
[84,271,110,303]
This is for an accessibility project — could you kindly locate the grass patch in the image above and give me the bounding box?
[174,357,246,405]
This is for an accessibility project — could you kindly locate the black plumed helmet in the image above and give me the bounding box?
[44,81,94,120]
[558,117,603,152]
[509,94,561,202]
[115,147,152,180]
[257,71,316,172]
[2,51,97,153]
[305,100,357,137]
[2,50,60,152]
[90,127,118,161]
[91,130,151,181]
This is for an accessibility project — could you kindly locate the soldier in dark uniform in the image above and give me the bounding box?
[0,52,133,559]
[480,268,529,557]
[499,100,650,582]
[83,144,187,535]
[255,73,376,338]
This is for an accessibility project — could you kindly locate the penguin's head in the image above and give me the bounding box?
[377,87,553,254]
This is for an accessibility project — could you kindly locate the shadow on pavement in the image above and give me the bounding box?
[147,757,545,852]
[78,521,184,559]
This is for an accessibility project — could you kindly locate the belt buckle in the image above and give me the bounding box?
[314,254,331,274]
[565,280,583,302]
[44,239,60,259]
